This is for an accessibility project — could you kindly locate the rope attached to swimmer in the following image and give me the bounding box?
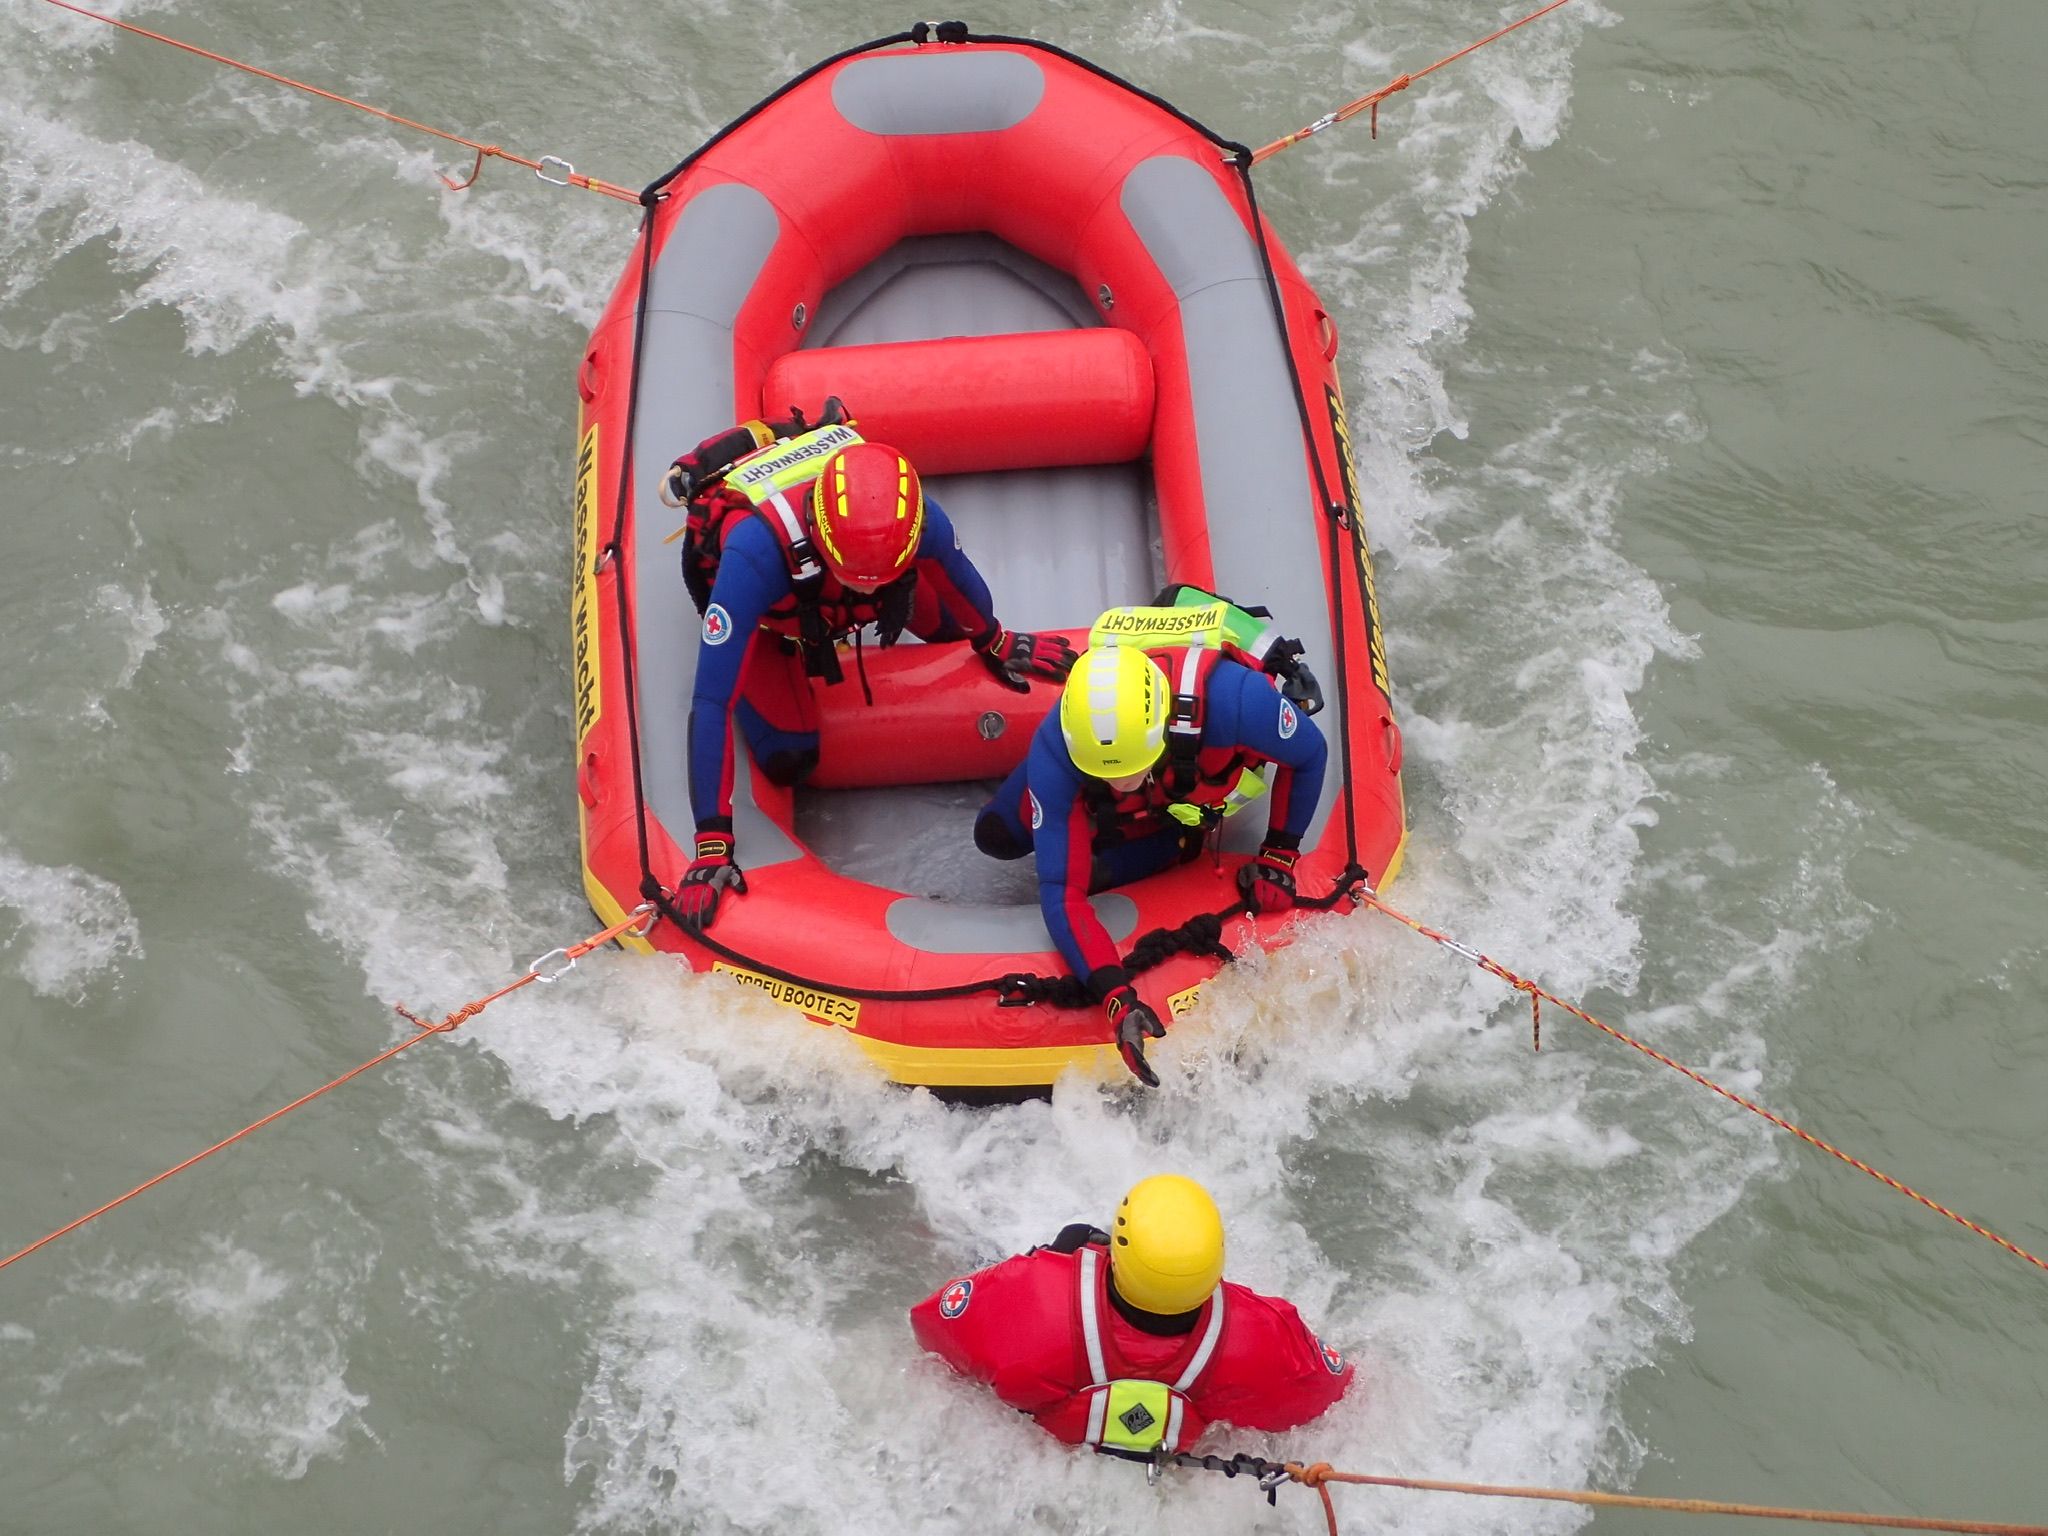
[0,906,654,1275]
[1131,1450,2048,1536]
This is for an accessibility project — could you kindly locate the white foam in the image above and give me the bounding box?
[0,103,313,353]
[12,4,1875,1525]
[0,843,142,1001]
[29,1221,376,1479]
[0,63,613,631]
[92,580,165,690]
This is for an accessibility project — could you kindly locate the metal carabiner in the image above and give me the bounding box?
[528,946,576,983]
[535,155,574,187]
[1257,1465,1289,1505]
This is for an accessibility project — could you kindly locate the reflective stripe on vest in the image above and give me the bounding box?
[1084,604,1273,831]
[1089,596,1280,668]
[760,489,824,586]
[1164,635,1263,823]
[722,423,863,505]
[1088,600,1231,652]
[1086,606,1223,761]
[1076,1247,1225,1453]
[1165,763,1269,825]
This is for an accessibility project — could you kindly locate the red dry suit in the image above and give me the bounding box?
[909,1228,1353,1452]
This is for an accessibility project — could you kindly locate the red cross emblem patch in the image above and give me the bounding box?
[939,1278,974,1319]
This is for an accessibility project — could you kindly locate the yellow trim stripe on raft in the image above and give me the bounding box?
[574,411,647,953]
[571,421,603,748]
[702,962,1115,1086]
[850,838,1414,1087]
[560,895,1116,1084]
[581,869,659,956]
[1324,381,1393,700]
[1378,826,1409,891]
[576,824,1410,1077]
[848,1036,1124,1089]
[712,963,861,1028]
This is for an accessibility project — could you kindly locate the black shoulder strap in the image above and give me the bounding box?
[790,574,843,685]
[1155,644,1207,799]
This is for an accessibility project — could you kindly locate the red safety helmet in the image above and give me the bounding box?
[808,441,925,589]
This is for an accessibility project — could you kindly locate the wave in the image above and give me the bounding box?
[0,4,1876,1530]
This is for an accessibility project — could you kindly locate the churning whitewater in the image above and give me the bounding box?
[16,1,2028,1533]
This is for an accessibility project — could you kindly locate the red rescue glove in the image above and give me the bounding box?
[973,626,1078,693]
[1236,843,1299,915]
[676,832,746,933]
[1104,985,1166,1088]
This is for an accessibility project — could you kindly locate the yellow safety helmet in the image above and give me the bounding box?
[1059,645,1168,780]
[1109,1174,1226,1315]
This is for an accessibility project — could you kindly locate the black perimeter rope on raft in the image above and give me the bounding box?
[1227,154,1367,872]
[602,24,1382,999]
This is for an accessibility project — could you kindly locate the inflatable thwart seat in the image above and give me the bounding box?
[573,28,1405,1091]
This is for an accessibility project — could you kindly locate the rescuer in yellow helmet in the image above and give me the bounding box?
[1059,643,1171,781]
[973,596,1331,1085]
[911,1173,1354,1454]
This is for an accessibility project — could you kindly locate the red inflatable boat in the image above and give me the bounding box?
[573,27,1405,1091]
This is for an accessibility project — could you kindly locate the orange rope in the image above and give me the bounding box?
[1250,0,1579,164]
[1287,1464,2048,1536]
[34,0,639,202]
[1355,890,2048,1275]
[0,905,654,1274]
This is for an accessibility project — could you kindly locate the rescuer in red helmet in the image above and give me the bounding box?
[910,1174,1355,1456]
[668,406,1075,931]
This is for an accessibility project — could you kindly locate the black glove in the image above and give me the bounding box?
[660,455,700,509]
[1265,637,1326,716]
[1040,1222,1110,1255]
[973,626,1078,693]
[676,832,746,933]
[1104,985,1166,1088]
[875,575,916,648]
[1236,842,1300,915]
[1281,661,1324,716]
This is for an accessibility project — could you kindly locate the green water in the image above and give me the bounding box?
[2,2,2043,1532]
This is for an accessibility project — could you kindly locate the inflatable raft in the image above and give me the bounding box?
[573,27,1405,1091]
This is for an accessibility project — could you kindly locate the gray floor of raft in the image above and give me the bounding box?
[790,236,1161,902]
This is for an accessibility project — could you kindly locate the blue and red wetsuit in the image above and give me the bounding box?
[976,657,1327,992]
[688,496,998,835]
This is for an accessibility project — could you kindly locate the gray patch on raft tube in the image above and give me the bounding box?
[784,235,1159,953]
[804,234,1101,345]
[631,182,802,868]
[797,235,1155,635]
[1120,155,1341,853]
[831,52,1045,136]
[886,893,1139,954]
